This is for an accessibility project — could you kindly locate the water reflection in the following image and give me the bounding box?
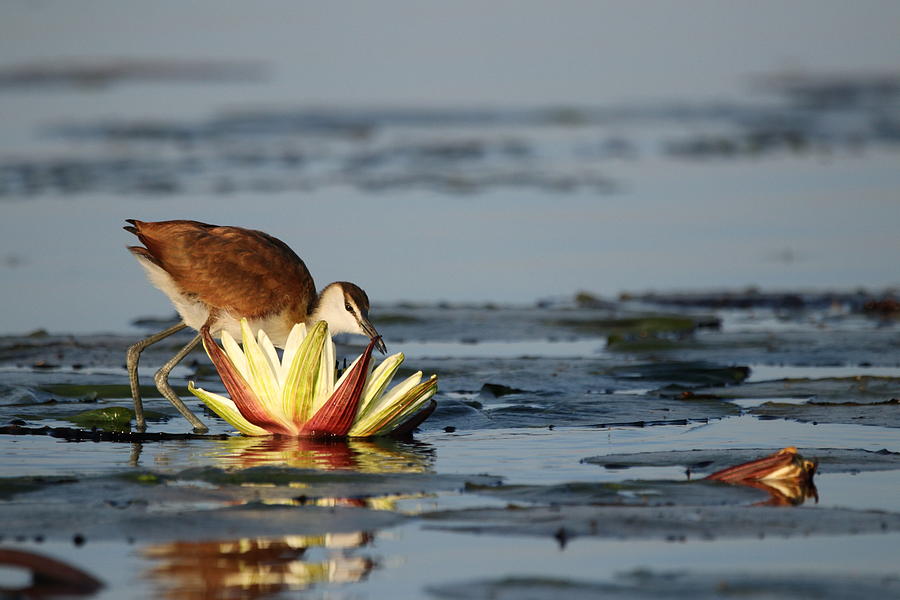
[143,533,375,599]
[0,548,103,598]
[209,436,435,473]
[741,477,819,507]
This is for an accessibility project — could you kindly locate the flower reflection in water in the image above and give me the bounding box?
[734,477,819,507]
[143,533,374,599]
[210,435,435,474]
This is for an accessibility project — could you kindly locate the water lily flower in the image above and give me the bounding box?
[706,447,818,506]
[706,447,817,484]
[188,319,437,437]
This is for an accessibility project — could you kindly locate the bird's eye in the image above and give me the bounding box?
[344,303,353,312]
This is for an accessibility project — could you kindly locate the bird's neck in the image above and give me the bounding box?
[307,285,352,334]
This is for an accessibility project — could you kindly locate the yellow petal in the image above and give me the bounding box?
[311,337,336,415]
[257,328,283,386]
[280,323,307,381]
[221,330,250,382]
[356,353,404,419]
[281,320,328,424]
[349,371,425,436]
[369,376,438,436]
[188,381,270,436]
[240,319,282,418]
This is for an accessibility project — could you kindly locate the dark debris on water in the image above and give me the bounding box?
[0,423,227,442]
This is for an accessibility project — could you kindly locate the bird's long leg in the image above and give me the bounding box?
[154,333,207,433]
[127,322,187,431]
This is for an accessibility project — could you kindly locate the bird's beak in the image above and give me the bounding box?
[360,317,387,354]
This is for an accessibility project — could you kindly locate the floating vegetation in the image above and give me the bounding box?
[0,291,899,597]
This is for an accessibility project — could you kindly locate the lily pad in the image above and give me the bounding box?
[423,504,900,541]
[546,314,716,349]
[480,383,530,397]
[582,447,900,474]
[463,479,766,506]
[681,376,900,402]
[751,400,900,428]
[428,572,900,600]
[0,500,405,543]
[0,468,501,542]
[0,475,77,499]
[475,393,739,429]
[65,407,167,431]
[42,383,191,400]
[670,377,900,428]
[601,362,750,388]
[626,328,900,368]
[163,466,501,498]
[545,315,709,336]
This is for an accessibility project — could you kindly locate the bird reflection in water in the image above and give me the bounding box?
[143,533,374,599]
[209,435,435,474]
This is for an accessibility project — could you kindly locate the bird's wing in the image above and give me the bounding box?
[126,220,316,319]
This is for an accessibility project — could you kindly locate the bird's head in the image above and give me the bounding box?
[313,282,386,354]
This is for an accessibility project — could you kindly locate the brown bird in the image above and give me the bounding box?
[124,219,385,433]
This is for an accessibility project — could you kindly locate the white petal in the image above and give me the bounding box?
[357,352,404,419]
[240,319,282,416]
[188,382,270,436]
[349,371,424,436]
[311,337,337,415]
[257,329,284,385]
[280,322,307,379]
[221,330,250,382]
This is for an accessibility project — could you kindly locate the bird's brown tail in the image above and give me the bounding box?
[123,218,141,236]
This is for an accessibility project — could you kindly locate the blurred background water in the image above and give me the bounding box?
[0,0,899,334]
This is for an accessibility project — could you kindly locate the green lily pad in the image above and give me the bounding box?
[64,407,166,431]
[66,406,135,431]
[41,383,190,400]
